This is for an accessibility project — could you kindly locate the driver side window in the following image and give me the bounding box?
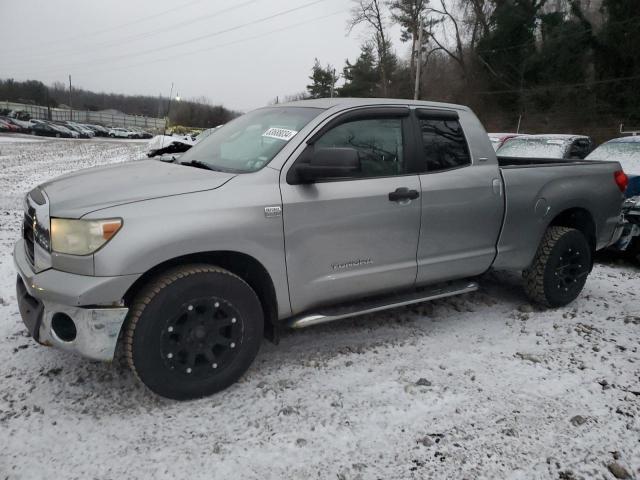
[314,118,405,178]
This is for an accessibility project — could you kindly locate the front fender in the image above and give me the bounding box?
[87,168,291,317]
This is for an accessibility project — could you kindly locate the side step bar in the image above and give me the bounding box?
[287,280,478,329]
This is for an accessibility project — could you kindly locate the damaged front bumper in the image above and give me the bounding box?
[14,239,136,361]
[613,196,640,251]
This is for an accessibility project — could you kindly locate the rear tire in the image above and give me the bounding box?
[523,226,592,307]
[124,264,264,400]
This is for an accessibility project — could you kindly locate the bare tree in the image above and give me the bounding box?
[425,0,468,80]
[349,0,394,96]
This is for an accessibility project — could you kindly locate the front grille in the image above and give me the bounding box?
[23,208,36,266]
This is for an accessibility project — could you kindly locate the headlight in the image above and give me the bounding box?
[50,218,122,255]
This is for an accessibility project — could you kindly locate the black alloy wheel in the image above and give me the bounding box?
[124,265,264,400]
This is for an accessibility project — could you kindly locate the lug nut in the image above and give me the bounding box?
[212,363,218,369]
[230,342,236,349]
[186,368,192,374]
[214,302,220,308]
[231,318,237,324]
[168,326,174,333]
[188,305,194,311]
[167,353,174,359]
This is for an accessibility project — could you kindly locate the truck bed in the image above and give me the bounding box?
[493,157,624,271]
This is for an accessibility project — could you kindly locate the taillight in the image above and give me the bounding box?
[614,170,628,192]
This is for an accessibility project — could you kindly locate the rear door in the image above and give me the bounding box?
[280,107,422,314]
[414,109,504,285]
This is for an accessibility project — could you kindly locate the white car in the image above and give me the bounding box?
[108,127,136,138]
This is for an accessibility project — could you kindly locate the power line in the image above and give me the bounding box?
[6,0,259,66]
[6,0,209,54]
[19,8,350,80]
[7,0,329,76]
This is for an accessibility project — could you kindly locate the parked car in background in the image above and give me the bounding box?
[10,110,32,121]
[84,124,109,136]
[64,122,93,138]
[586,136,640,198]
[488,133,522,151]
[146,134,196,158]
[71,122,96,138]
[497,134,595,159]
[129,126,153,139]
[0,116,30,133]
[31,122,72,138]
[51,123,79,138]
[0,118,20,132]
[587,135,640,260]
[109,127,136,138]
[617,196,640,262]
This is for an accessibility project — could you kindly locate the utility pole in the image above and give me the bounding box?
[413,19,424,100]
[163,82,174,137]
[330,68,336,98]
[68,75,73,121]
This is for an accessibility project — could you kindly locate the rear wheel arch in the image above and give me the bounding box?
[123,251,280,343]
[547,207,596,254]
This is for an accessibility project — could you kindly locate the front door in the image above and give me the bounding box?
[281,109,422,314]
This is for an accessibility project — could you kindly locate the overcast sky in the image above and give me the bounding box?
[0,0,410,112]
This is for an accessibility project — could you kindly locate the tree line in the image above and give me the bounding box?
[304,0,640,140]
[0,78,237,128]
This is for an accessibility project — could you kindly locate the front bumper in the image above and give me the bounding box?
[14,239,138,361]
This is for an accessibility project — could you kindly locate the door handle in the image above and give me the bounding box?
[388,187,420,202]
[492,178,503,196]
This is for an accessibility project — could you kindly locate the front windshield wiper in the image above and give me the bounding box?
[179,159,244,174]
[180,159,218,171]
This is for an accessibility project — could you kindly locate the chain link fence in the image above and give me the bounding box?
[1,101,165,132]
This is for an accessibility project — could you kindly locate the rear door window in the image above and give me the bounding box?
[418,118,471,172]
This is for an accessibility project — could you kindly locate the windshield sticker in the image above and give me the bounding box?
[546,140,565,145]
[263,127,298,141]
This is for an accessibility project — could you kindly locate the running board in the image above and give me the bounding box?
[287,280,478,329]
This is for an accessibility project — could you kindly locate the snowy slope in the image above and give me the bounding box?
[0,137,638,480]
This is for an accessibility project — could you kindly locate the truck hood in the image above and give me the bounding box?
[41,159,236,218]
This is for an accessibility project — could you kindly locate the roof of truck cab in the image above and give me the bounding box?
[276,97,470,111]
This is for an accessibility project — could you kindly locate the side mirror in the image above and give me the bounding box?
[294,147,361,183]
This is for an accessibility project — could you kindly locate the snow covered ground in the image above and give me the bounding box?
[0,136,638,480]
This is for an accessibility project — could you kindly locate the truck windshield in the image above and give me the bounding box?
[497,137,568,159]
[179,107,322,173]
[586,141,640,174]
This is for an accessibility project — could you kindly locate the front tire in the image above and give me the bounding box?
[124,264,264,400]
[523,226,592,307]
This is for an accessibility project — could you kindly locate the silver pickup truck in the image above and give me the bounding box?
[14,98,627,399]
